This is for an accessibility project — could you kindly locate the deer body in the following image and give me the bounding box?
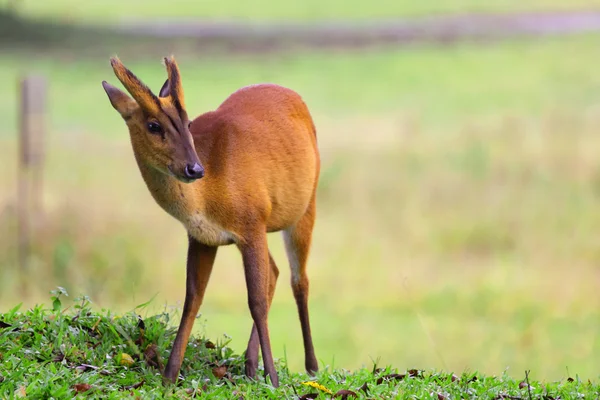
[102,58,319,387]
[135,84,318,246]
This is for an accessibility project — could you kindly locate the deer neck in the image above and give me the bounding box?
[134,155,200,221]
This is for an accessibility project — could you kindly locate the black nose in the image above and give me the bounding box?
[184,163,204,180]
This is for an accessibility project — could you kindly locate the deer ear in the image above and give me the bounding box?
[102,81,137,118]
[159,79,170,98]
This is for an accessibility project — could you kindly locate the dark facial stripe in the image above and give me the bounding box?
[173,97,183,115]
[166,113,181,135]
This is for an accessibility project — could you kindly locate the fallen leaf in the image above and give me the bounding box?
[134,316,146,347]
[72,383,92,394]
[567,377,574,382]
[212,365,227,379]
[136,315,145,330]
[359,382,369,394]
[122,380,145,390]
[519,381,534,390]
[0,321,11,329]
[376,373,406,384]
[334,389,358,399]
[205,341,216,349]
[75,364,98,373]
[144,344,164,370]
[408,369,423,378]
[299,394,319,400]
[438,394,447,400]
[15,386,26,398]
[451,374,459,382]
[119,353,135,367]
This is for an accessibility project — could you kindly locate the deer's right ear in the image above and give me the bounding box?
[102,81,137,119]
[159,79,170,98]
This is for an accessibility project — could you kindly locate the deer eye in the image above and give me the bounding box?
[188,121,192,129]
[147,121,163,134]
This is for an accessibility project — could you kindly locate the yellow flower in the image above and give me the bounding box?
[301,381,333,394]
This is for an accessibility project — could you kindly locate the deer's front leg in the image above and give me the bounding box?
[164,235,217,383]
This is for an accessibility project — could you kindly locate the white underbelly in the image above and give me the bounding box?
[184,213,236,246]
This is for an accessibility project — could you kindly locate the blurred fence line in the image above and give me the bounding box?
[113,11,600,49]
[17,75,46,293]
[3,10,600,55]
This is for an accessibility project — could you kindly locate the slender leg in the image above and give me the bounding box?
[164,235,217,383]
[283,197,319,374]
[245,251,279,379]
[239,231,279,387]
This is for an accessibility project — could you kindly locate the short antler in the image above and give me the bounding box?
[110,56,161,115]
[162,56,186,111]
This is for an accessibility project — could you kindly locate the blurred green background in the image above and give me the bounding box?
[1,0,599,382]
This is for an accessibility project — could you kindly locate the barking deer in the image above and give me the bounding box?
[102,56,320,387]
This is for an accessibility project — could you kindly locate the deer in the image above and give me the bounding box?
[101,56,320,387]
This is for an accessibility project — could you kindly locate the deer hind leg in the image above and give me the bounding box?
[164,235,217,383]
[283,196,319,374]
[239,229,279,387]
[244,251,279,379]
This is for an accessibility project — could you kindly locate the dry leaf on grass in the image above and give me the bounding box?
[72,383,92,394]
[359,382,369,394]
[144,344,164,370]
[376,373,406,384]
[299,394,319,400]
[334,389,358,399]
[212,365,227,379]
[122,380,145,390]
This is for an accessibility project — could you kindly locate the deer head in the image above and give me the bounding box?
[102,56,204,182]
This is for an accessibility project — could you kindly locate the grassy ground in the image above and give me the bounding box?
[1,35,600,383]
[14,0,600,22]
[1,294,597,399]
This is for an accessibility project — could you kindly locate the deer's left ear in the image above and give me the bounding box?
[102,81,137,119]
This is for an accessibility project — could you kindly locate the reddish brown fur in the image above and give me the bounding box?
[102,57,320,387]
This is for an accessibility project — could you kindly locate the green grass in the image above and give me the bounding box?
[14,0,600,22]
[1,292,598,399]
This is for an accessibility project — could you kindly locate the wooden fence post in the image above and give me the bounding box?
[17,75,46,293]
